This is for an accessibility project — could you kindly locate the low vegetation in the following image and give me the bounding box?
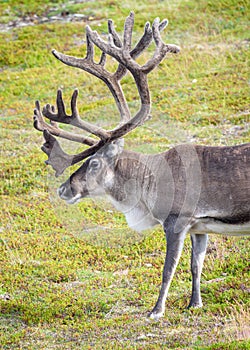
[0,0,249,349]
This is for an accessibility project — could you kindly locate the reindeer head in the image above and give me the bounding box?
[58,140,124,204]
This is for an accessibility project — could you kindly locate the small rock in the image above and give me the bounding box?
[0,293,11,301]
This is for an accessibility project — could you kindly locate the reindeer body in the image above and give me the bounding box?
[34,13,250,320]
[58,141,250,319]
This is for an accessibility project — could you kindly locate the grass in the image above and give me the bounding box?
[0,0,249,348]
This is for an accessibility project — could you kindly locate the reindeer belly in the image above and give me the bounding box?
[191,218,250,236]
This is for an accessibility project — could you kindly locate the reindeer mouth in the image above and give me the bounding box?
[57,185,82,205]
[65,194,82,205]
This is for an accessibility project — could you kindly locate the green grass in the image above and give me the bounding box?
[0,0,249,348]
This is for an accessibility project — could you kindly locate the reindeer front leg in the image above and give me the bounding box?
[149,215,191,320]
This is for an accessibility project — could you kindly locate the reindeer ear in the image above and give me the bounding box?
[105,139,124,159]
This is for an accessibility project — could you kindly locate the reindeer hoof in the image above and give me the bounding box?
[187,302,203,309]
[148,308,164,321]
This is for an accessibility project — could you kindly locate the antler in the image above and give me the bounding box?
[33,12,180,176]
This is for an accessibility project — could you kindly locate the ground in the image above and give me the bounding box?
[0,0,249,349]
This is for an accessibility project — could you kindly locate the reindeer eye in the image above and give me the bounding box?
[89,159,101,170]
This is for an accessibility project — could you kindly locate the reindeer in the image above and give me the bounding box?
[33,12,250,320]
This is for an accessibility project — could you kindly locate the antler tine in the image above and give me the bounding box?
[130,21,152,58]
[99,52,106,66]
[56,88,67,117]
[142,18,180,74]
[42,130,105,177]
[34,101,95,145]
[129,18,169,60]
[42,130,73,177]
[42,89,110,140]
[86,30,94,60]
[123,11,134,51]
[108,19,122,48]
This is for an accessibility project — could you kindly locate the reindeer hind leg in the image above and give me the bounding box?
[188,233,208,308]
